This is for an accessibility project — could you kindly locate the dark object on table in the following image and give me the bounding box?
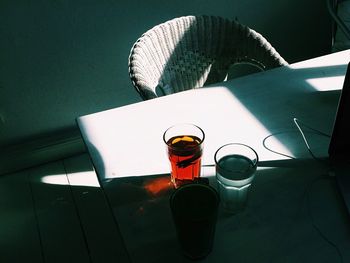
[169,183,220,260]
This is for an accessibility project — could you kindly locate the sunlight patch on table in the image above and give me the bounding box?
[289,51,348,69]
[79,87,295,179]
[306,76,344,91]
[215,87,295,161]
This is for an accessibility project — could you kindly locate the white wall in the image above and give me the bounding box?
[0,0,332,147]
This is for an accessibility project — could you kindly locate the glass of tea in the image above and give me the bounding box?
[163,123,205,188]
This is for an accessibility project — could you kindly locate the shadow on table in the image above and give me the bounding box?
[221,63,347,141]
[100,156,350,262]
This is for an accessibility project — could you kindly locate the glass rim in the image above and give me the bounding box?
[214,143,259,172]
[163,123,205,148]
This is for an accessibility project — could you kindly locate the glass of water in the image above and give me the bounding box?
[214,143,258,214]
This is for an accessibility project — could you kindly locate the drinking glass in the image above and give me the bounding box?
[163,123,205,188]
[169,183,219,259]
[214,143,258,213]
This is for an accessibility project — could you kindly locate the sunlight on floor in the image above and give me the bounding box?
[41,171,100,187]
[41,174,69,185]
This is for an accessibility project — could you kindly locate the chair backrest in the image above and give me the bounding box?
[128,15,288,100]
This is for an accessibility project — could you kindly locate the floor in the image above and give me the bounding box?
[0,153,130,263]
[2,153,350,263]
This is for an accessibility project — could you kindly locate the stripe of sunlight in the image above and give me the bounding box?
[289,51,348,69]
[80,87,295,180]
[306,76,344,92]
[211,87,294,162]
[289,51,347,92]
[41,171,100,187]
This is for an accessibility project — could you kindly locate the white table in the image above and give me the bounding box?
[78,50,350,262]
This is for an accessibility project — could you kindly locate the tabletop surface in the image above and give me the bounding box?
[77,50,350,262]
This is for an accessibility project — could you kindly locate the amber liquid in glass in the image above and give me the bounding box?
[166,135,203,187]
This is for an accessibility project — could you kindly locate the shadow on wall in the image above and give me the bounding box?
[0,1,332,172]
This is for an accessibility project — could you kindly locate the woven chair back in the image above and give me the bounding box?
[129,15,288,100]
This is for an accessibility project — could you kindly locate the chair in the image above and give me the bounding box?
[128,15,288,100]
[326,0,350,52]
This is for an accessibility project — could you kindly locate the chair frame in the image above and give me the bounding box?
[128,15,288,100]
